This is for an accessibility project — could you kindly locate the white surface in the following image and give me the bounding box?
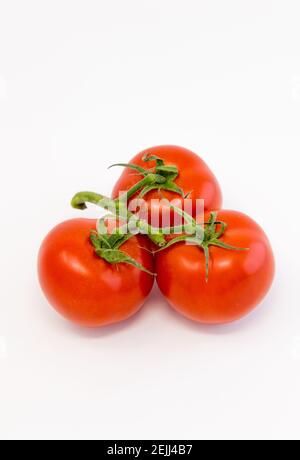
[0,0,300,441]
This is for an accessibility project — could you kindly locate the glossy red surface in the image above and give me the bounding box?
[112,146,223,223]
[156,210,275,324]
[38,219,155,327]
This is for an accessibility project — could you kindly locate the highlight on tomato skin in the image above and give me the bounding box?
[112,145,223,221]
[38,219,155,328]
[155,210,275,325]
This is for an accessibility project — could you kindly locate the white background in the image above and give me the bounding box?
[0,0,300,441]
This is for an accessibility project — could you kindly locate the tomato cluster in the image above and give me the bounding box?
[38,146,275,327]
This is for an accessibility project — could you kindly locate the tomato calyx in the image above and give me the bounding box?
[90,217,155,276]
[156,207,249,281]
[109,153,187,199]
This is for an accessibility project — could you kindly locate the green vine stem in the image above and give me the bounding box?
[71,192,248,279]
[71,191,166,248]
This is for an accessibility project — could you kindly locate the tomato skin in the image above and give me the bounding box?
[38,219,155,327]
[156,210,275,324]
[112,146,223,220]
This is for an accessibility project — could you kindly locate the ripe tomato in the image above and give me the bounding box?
[38,219,155,327]
[156,210,275,324]
[112,145,222,224]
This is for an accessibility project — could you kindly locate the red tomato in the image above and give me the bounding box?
[112,145,222,225]
[156,210,275,324]
[38,219,155,327]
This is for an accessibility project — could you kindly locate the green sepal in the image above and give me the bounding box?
[113,233,136,250]
[138,185,161,198]
[160,181,185,197]
[204,212,218,240]
[108,163,149,176]
[210,240,249,251]
[214,222,228,239]
[109,154,184,200]
[96,217,127,249]
[100,249,155,276]
[90,232,104,251]
[90,224,154,275]
[142,154,164,166]
[90,230,111,250]
[156,165,179,180]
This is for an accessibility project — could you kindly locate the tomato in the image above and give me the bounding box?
[112,145,222,225]
[155,210,275,324]
[38,219,155,327]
